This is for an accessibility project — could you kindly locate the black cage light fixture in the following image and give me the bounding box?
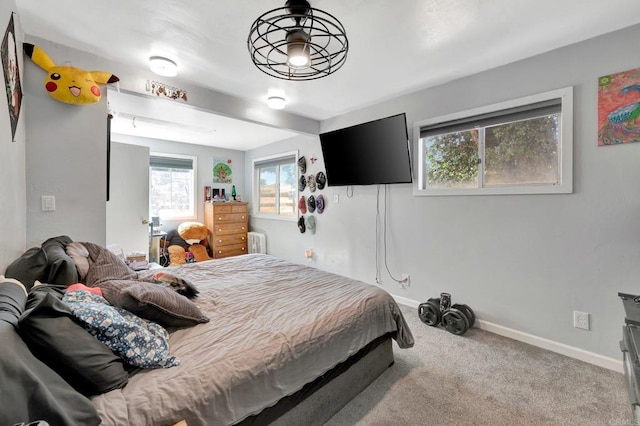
[248,0,349,81]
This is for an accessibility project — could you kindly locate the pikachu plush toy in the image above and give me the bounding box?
[23,43,119,105]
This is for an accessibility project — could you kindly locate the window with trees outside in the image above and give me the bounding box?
[253,152,297,218]
[149,153,196,220]
[415,87,573,196]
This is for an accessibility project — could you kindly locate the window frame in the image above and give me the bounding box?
[149,152,197,221]
[413,87,573,196]
[252,151,299,221]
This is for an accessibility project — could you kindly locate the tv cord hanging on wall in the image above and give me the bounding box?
[375,185,382,283]
[375,185,407,287]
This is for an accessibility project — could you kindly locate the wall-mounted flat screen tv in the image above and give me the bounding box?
[319,113,412,186]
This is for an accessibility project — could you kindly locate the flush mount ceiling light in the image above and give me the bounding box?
[149,56,178,77]
[248,0,349,81]
[267,95,286,109]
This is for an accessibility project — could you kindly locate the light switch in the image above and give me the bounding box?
[41,195,56,212]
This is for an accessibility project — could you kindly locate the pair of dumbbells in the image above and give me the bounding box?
[418,293,475,336]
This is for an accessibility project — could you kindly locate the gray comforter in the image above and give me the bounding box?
[92,254,413,425]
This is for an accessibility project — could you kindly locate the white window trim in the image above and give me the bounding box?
[150,151,198,221]
[252,150,299,221]
[413,86,573,196]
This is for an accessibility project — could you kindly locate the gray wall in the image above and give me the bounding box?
[23,36,108,246]
[0,5,27,270]
[19,36,312,250]
[112,134,244,231]
[246,24,640,360]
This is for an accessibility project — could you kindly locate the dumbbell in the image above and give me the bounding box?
[419,293,476,336]
[417,292,452,327]
[418,297,441,326]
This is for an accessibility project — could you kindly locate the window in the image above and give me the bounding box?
[149,153,196,220]
[414,87,573,195]
[253,152,297,218]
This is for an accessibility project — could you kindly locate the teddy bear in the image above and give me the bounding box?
[167,222,212,266]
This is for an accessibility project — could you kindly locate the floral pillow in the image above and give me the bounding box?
[62,290,179,369]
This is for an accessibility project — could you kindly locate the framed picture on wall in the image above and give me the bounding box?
[213,157,233,183]
[1,14,22,142]
[598,67,640,146]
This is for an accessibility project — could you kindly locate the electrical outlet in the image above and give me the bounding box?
[400,274,410,286]
[41,195,56,212]
[573,311,590,330]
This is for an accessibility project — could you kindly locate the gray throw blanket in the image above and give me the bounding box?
[82,242,198,300]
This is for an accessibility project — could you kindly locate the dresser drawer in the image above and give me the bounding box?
[212,203,248,214]
[213,243,247,259]
[231,204,248,214]
[212,233,247,247]
[215,213,248,223]
[213,222,247,235]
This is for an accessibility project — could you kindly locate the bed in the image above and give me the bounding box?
[2,239,413,426]
[94,253,414,425]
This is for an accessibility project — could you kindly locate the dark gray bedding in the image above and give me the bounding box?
[0,279,100,426]
[93,254,414,425]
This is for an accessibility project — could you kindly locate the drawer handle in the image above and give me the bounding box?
[218,240,222,243]
[241,216,245,219]
[241,247,245,251]
[241,237,245,241]
[218,250,222,254]
[242,226,245,230]
[218,229,222,232]
[218,217,222,220]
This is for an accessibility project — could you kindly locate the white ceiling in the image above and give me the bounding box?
[15,0,640,149]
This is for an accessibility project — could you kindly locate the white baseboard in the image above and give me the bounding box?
[391,294,623,373]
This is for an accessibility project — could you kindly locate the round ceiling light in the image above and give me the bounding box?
[267,96,286,110]
[149,56,178,77]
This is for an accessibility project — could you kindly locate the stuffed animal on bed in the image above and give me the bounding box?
[23,43,119,105]
[167,222,212,266]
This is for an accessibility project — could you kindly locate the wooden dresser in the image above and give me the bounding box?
[204,202,248,259]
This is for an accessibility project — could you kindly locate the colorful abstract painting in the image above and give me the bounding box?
[598,67,640,146]
[212,157,232,183]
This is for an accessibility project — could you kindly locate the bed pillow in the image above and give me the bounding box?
[0,321,101,425]
[18,285,129,396]
[0,282,100,426]
[106,281,209,328]
[83,241,137,285]
[42,235,78,285]
[4,247,48,290]
[66,241,91,281]
[63,290,179,368]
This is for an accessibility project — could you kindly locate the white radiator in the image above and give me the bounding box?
[248,232,266,254]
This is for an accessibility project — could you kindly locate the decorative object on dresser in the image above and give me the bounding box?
[204,202,248,258]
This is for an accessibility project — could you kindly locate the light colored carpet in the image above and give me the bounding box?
[326,304,631,426]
